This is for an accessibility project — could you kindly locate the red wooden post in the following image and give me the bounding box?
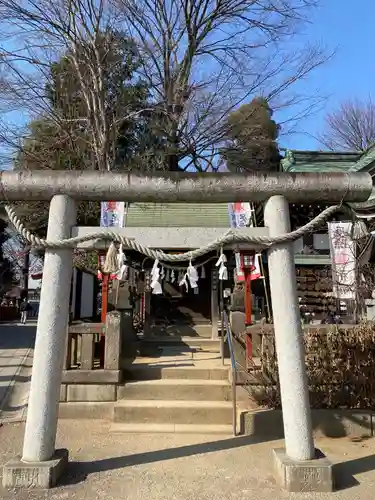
[101,274,109,325]
[244,268,253,367]
[240,253,254,368]
[244,269,252,326]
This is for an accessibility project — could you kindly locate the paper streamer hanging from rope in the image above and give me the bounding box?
[150,259,163,295]
[216,250,228,280]
[179,273,189,292]
[187,261,199,288]
[250,254,262,281]
[116,243,128,281]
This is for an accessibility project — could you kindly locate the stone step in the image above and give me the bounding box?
[149,323,215,338]
[122,365,229,381]
[110,423,233,435]
[113,399,233,425]
[141,337,221,352]
[118,379,232,401]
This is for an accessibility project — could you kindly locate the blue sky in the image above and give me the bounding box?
[278,0,375,151]
[1,1,373,162]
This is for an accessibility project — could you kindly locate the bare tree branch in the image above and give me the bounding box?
[318,97,375,152]
[0,0,155,171]
[115,0,328,170]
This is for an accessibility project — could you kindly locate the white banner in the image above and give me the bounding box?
[228,202,253,229]
[100,201,125,228]
[328,222,356,300]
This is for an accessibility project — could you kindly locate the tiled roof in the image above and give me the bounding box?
[281,150,360,173]
[280,148,375,211]
[349,144,375,172]
[126,203,230,228]
[281,147,375,174]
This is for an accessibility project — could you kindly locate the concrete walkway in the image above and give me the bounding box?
[1,420,375,499]
[0,323,36,423]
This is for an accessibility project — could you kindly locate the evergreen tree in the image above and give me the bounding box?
[222,97,281,172]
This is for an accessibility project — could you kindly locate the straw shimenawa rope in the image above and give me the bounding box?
[4,203,367,267]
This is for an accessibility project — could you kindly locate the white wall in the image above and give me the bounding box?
[313,233,330,250]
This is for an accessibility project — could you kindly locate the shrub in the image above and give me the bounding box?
[254,322,375,409]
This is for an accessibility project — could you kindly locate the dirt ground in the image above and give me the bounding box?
[1,420,375,500]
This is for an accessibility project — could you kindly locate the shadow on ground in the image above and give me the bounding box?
[61,433,375,492]
[243,411,375,492]
[0,374,31,383]
[334,453,375,490]
[61,434,270,486]
[0,325,36,351]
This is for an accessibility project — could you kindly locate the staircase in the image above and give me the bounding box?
[111,336,236,434]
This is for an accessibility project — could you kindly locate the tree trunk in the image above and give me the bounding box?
[168,153,179,171]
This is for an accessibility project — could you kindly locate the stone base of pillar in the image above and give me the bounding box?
[273,448,333,492]
[2,448,68,489]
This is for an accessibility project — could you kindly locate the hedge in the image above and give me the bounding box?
[254,322,375,409]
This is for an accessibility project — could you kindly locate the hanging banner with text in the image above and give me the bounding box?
[100,201,125,228]
[328,221,356,300]
[228,202,253,282]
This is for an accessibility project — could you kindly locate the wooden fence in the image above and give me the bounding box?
[65,322,104,370]
[64,311,123,372]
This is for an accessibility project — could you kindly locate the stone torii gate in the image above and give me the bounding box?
[0,169,372,492]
